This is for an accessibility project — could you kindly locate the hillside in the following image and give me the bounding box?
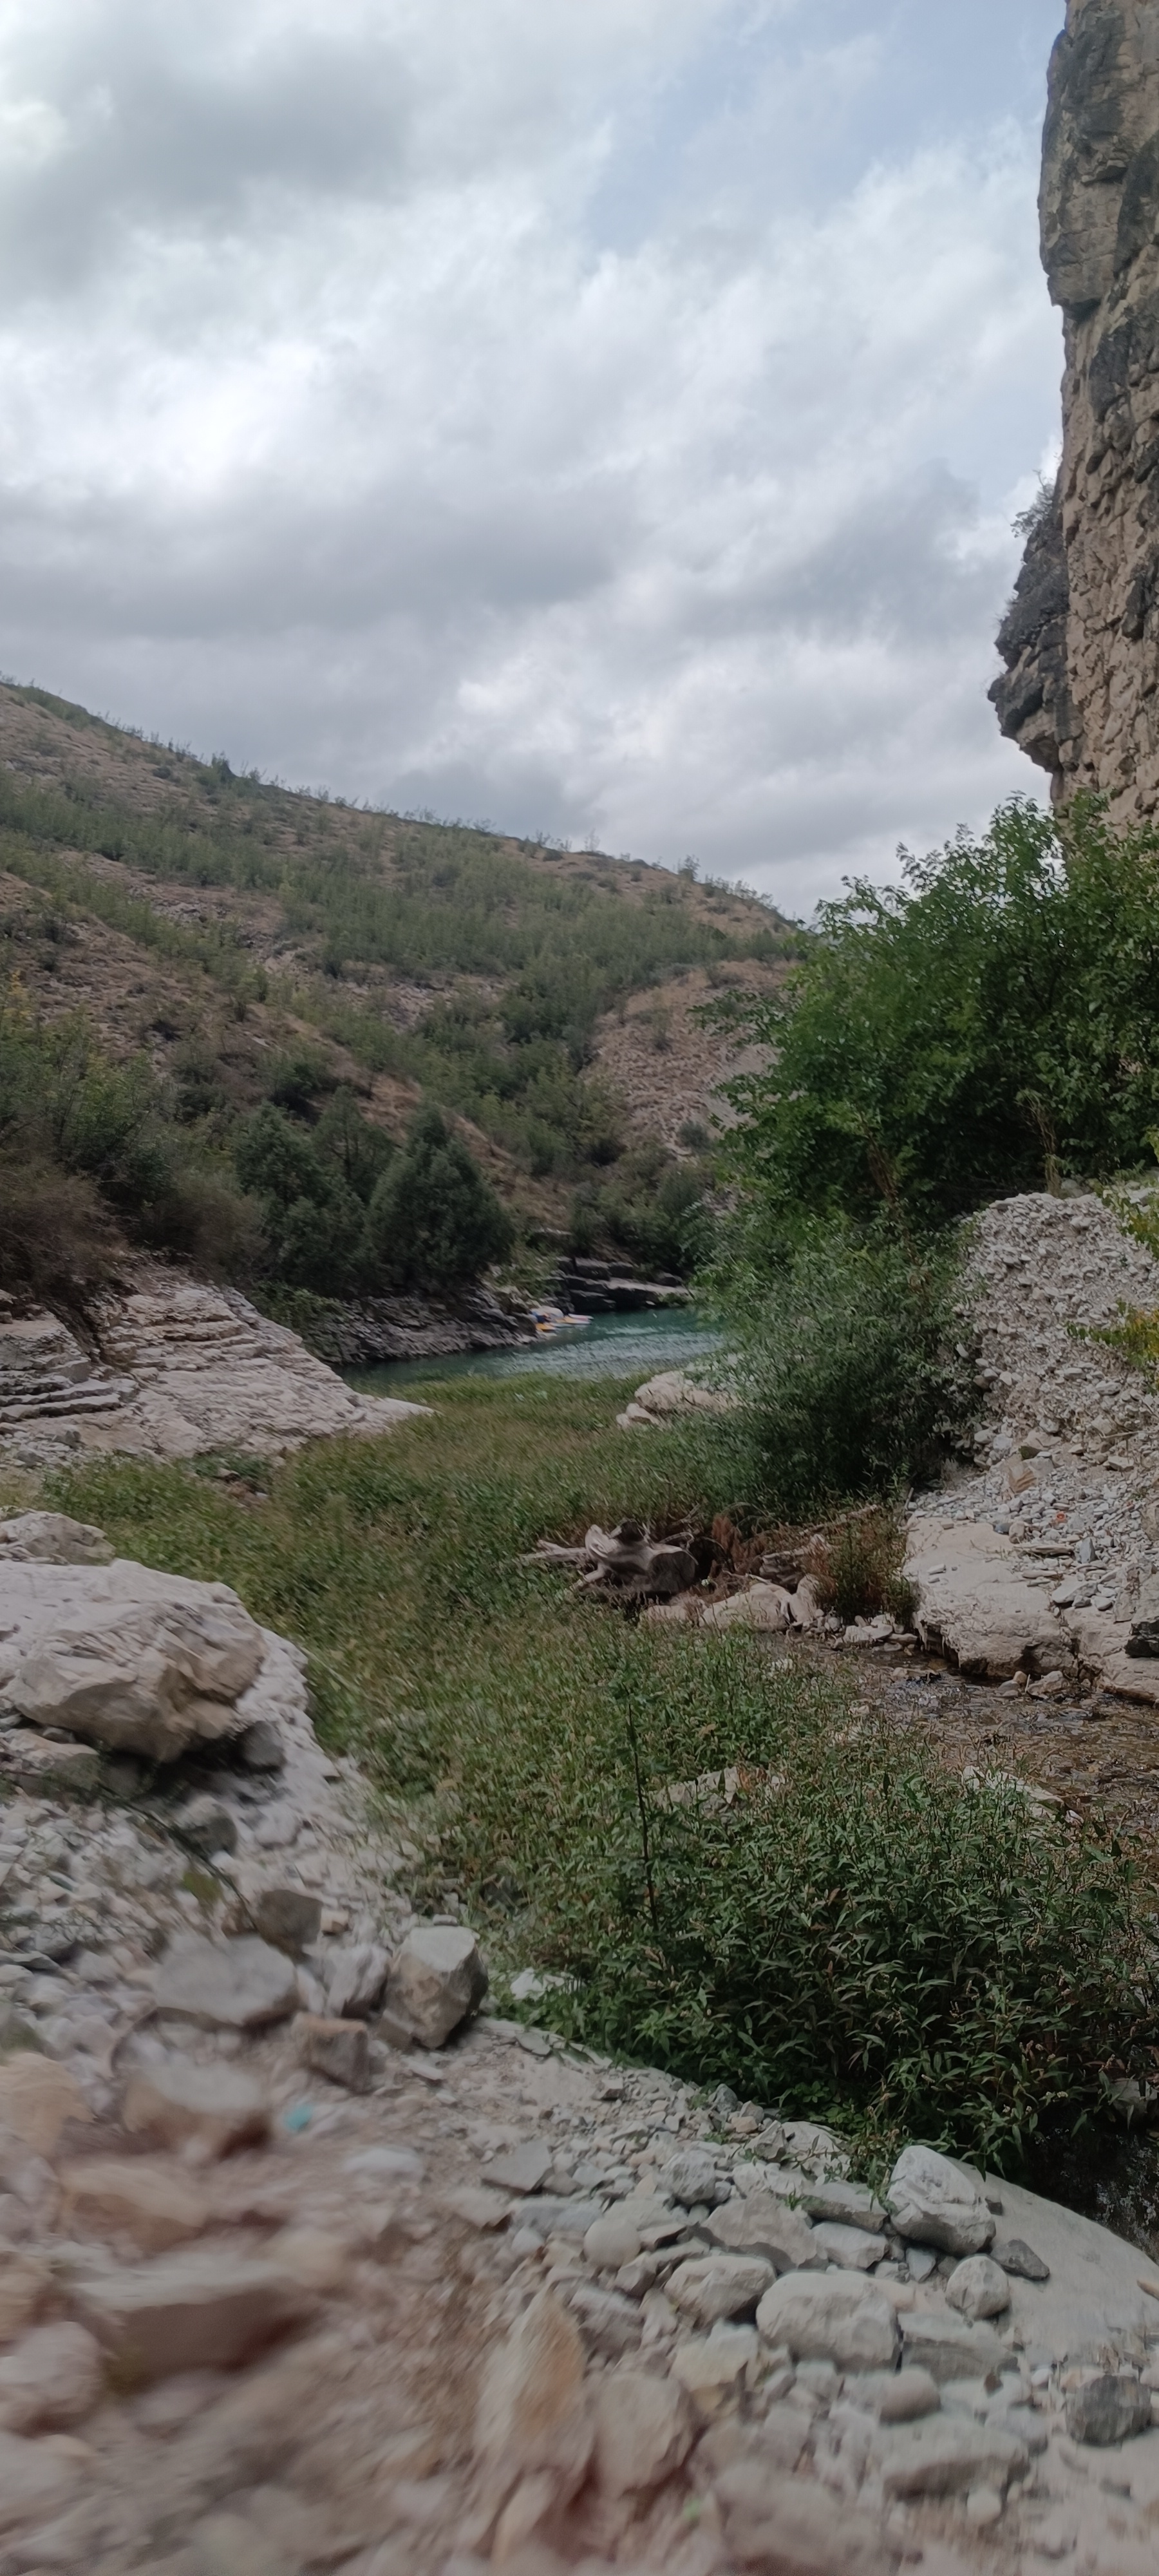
[0,678,795,1301]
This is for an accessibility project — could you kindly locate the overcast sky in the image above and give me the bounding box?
[0,1,1066,914]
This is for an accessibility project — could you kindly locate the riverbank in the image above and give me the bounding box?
[343,1303,723,1394]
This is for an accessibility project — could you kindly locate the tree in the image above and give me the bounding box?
[364,1105,513,1293]
[719,795,1159,1251]
[233,1102,364,1291]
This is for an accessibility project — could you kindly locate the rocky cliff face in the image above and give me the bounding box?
[992,2,1159,814]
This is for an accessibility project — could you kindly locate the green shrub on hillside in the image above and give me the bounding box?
[365,1105,513,1293]
[0,1003,258,1282]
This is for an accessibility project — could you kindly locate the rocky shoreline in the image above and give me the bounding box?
[292,1285,538,1370]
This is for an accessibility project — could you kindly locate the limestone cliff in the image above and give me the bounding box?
[992,1,1159,814]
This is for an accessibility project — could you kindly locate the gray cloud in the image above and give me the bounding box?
[0,0,1063,911]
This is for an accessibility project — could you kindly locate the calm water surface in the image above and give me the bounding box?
[344,1303,722,1394]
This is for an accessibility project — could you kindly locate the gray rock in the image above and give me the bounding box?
[583,2212,641,2271]
[945,2252,1010,2321]
[485,2139,553,2195]
[73,2250,314,2380]
[803,2177,887,2231]
[7,1908,88,1964]
[382,1924,487,2047]
[810,2220,885,2271]
[0,2322,103,2431]
[666,2253,774,2325]
[325,1942,390,2021]
[122,2056,270,2157]
[712,2458,886,2576]
[250,1889,322,1956]
[899,2309,1008,2385]
[990,2401,1048,2456]
[858,2365,941,2423]
[194,2510,289,2576]
[887,2144,995,2255]
[704,2189,824,2274]
[1066,2372,1154,2445]
[6,1589,265,1763]
[657,2145,730,2208]
[567,2282,641,2358]
[296,2012,369,2093]
[0,2426,78,2534]
[992,2235,1050,2282]
[905,2245,938,2282]
[877,2414,1028,2497]
[237,1720,285,1772]
[153,1933,299,2030]
[0,1732,100,1797]
[0,1512,113,1566]
[174,1797,238,1859]
[756,2270,899,2372]
[513,2197,606,2240]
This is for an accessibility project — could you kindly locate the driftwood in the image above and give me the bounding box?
[521,1518,697,1603]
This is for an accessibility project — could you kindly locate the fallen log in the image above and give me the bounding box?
[519,1519,697,1602]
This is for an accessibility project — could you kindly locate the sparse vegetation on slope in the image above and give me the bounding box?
[0,678,795,1273]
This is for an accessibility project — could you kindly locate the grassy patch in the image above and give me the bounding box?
[50,1376,1159,2170]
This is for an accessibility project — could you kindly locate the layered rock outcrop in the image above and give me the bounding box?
[992,2,1159,814]
[0,1271,427,1466]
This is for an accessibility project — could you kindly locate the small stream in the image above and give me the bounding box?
[343,1303,723,1394]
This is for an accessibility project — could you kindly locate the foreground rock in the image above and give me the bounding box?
[0,1511,1153,2570]
[382,1922,488,2047]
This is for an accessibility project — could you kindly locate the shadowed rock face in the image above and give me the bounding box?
[992,2,1159,813]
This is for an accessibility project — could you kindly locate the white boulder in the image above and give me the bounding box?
[382,1924,487,2048]
[6,1584,265,1761]
[887,2145,995,2256]
[755,2271,899,2372]
[153,1933,299,2030]
[945,2252,1012,2320]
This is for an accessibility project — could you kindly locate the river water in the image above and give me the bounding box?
[343,1303,723,1395]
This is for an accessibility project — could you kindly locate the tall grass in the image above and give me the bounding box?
[46,1376,1159,2170]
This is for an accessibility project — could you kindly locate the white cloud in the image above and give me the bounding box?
[0,0,1062,912]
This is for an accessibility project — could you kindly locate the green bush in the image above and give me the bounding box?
[364,1105,513,1293]
[431,1623,1159,2172]
[0,1003,260,1285]
[717,1222,978,1517]
[721,795,1159,1242]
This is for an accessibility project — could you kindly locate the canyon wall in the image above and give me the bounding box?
[992,2,1159,816]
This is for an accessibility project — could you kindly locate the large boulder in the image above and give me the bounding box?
[6,1586,265,1761]
[887,2146,995,2257]
[122,2056,270,2157]
[905,1516,1071,1680]
[0,1513,113,1566]
[755,2271,899,2372]
[152,1933,299,2031]
[73,2249,314,2380]
[382,1924,487,2048]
